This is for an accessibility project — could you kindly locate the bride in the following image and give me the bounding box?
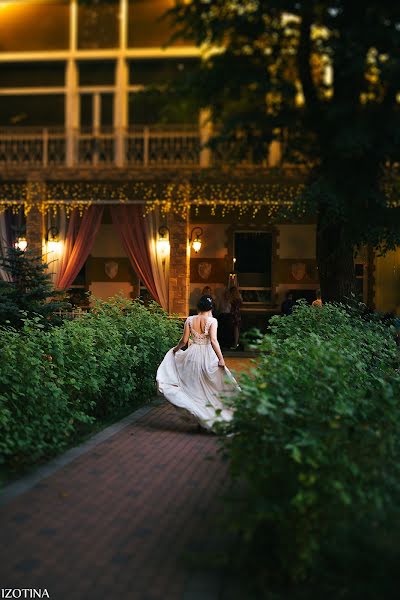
[156,295,240,431]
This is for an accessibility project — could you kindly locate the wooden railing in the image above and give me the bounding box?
[0,126,282,169]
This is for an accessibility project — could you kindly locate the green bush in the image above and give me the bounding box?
[0,296,180,471]
[220,303,400,583]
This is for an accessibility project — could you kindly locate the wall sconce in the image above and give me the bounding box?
[157,225,170,259]
[15,236,27,252]
[189,227,203,253]
[45,226,60,253]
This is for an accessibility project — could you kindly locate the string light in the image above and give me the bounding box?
[3,177,396,220]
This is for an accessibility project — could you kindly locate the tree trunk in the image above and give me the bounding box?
[316,217,356,303]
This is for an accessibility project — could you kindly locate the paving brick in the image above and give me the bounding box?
[0,401,238,600]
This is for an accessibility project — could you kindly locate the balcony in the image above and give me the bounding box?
[0,125,282,170]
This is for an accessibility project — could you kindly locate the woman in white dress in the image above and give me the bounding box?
[156,295,240,431]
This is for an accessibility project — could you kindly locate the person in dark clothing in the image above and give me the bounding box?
[229,286,243,349]
[281,291,295,316]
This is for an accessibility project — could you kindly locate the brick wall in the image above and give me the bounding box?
[168,213,190,317]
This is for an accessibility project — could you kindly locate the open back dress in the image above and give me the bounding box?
[156,315,240,430]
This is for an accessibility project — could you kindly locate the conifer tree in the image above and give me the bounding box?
[0,246,69,328]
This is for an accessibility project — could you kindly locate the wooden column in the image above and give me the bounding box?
[168,213,190,316]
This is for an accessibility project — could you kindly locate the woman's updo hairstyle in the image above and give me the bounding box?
[197,294,214,312]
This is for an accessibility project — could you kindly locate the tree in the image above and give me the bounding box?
[0,246,69,328]
[167,1,400,301]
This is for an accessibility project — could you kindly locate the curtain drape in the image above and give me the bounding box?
[56,206,103,290]
[144,209,169,311]
[0,208,24,282]
[110,205,161,305]
[44,207,68,287]
[0,210,12,282]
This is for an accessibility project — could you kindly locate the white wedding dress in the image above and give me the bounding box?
[156,316,240,431]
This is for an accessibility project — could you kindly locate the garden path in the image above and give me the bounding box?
[0,357,251,600]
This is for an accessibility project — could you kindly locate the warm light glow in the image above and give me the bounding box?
[192,238,202,253]
[47,239,61,254]
[157,237,170,259]
[15,236,27,251]
[44,226,61,255]
[189,226,203,254]
[0,0,55,8]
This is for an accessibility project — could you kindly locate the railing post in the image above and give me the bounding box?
[115,127,125,167]
[268,140,282,167]
[268,129,283,167]
[42,128,48,167]
[143,126,149,167]
[199,109,212,167]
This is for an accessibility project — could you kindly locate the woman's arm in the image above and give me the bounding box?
[209,320,225,367]
[173,320,190,353]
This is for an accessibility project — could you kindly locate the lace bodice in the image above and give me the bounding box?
[187,316,215,345]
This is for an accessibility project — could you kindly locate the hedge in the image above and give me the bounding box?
[219,303,400,583]
[0,296,180,471]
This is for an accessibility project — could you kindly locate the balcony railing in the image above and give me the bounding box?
[0,126,281,169]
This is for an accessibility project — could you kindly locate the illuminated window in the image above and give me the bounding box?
[0,1,69,52]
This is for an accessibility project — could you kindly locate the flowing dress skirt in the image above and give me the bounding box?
[156,343,240,430]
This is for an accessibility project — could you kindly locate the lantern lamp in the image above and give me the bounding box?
[157,225,170,259]
[15,236,27,251]
[190,227,203,253]
[46,226,60,254]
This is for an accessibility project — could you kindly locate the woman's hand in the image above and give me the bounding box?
[173,346,180,354]
[218,359,226,368]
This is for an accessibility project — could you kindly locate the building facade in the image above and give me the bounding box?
[0,0,398,323]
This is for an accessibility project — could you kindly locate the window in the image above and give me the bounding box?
[78,0,119,49]
[355,262,365,300]
[0,62,66,88]
[0,1,69,52]
[80,93,114,129]
[128,0,189,48]
[128,59,199,125]
[0,95,64,126]
[234,231,273,303]
[79,61,116,86]
[129,58,198,86]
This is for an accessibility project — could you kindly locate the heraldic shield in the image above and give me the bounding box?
[105,260,119,280]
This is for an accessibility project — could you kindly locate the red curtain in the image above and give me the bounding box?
[110,205,161,304]
[56,206,104,290]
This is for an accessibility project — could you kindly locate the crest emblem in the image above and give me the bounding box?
[198,262,212,281]
[291,262,306,281]
[105,260,119,280]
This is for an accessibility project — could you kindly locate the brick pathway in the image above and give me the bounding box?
[0,359,253,600]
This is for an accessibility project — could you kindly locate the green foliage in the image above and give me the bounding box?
[219,303,400,582]
[167,2,400,300]
[0,296,180,472]
[0,246,69,328]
